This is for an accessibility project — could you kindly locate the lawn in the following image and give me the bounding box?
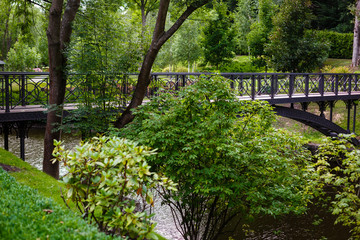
[0,148,168,240]
[0,148,68,207]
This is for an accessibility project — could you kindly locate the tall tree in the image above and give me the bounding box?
[131,0,159,52]
[43,0,80,179]
[266,0,329,72]
[0,0,38,60]
[114,0,211,128]
[173,20,202,72]
[352,0,360,67]
[232,0,258,55]
[247,0,277,67]
[311,0,353,33]
[202,2,236,69]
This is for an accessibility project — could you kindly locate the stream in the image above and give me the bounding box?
[0,128,353,240]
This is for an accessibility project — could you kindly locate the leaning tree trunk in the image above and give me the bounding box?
[43,0,80,179]
[352,0,360,67]
[115,0,209,128]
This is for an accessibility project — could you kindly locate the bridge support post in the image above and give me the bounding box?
[318,101,327,118]
[345,100,352,133]
[2,123,10,151]
[14,121,31,161]
[329,101,335,122]
[353,102,358,133]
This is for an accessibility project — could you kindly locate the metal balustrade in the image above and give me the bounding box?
[2,71,360,160]
[1,72,360,112]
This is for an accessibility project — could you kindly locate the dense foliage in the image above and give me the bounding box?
[6,38,41,71]
[266,0,330,72]
[68,0,141,73]
[202,4,236,69]
[233,0,258,55]
[53,136,176,239]
[305,30,353,59]
[308,136,360,239]
[247,0,277,68]
[115,75,312,239]
[0,0,356,72]
[311,0,353,33]
[58,73,132,139]
[0,167,120,240]
[0,0,48,69]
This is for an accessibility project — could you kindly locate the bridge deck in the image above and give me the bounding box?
[238,91,360,103]
[1,92,360,123]
[0,104,79,122]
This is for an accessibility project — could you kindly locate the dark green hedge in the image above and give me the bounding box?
[0,167,121,240]
[305,30,353,59]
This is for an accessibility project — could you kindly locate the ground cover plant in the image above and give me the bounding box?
[53,136,177,239]
[0,167,121,240]
[0,147,69,207]
[115,75,313,239]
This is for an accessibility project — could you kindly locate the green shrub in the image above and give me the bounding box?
[53,136,177,239]
[115,75,312,239]
[0,167,119,240]
[307,135,360,238]
[321,65,353,73]
[219,60,265,72]
[6,39,41,71]
[306,30,353,59]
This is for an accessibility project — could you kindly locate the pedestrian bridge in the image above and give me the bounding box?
[1,72,360,159]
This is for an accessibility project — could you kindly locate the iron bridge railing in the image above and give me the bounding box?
[1,72,360,112]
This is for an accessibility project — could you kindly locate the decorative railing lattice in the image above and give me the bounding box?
[1,72,360,112]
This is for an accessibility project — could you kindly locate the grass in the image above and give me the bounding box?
[233,55,252,63]
[322,58,352,68]
[0,167,119,240]
[0,148,68,208]
[273,100,360,144]
[0,148,169,240]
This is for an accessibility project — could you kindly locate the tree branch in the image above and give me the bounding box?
[60,0,81,49]
[27,0,49,10]
[157,0,210,47]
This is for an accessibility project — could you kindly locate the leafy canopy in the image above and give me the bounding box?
[265,0,330,72]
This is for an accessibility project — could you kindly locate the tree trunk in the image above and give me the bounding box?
[43,0,80,179]
[115,0,209,128]
[352,0,360,67]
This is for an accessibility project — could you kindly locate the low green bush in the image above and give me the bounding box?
[306,30,353,59]
[219,60,265,72]
[53,136,176,239]
[0,167,121,240]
